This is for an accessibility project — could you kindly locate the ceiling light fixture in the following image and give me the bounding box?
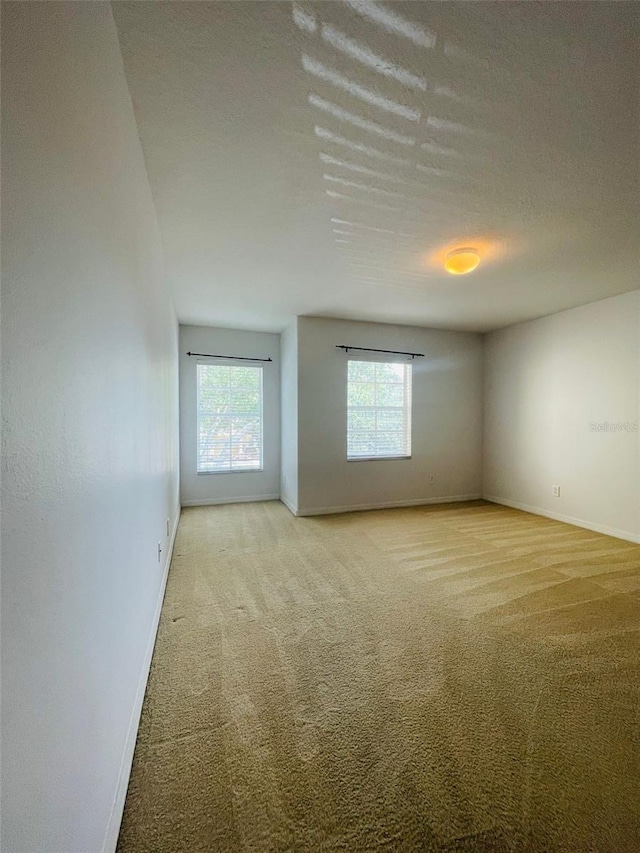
[444,247,480,275]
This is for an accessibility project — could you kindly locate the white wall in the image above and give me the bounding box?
[1,5,179,852]
[294,317,484,515]
[484,291,640,543]
[179,325,280,506]
[280,321,299,512]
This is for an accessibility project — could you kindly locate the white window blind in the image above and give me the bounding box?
[196,362,263,473]
[347,359,412,460]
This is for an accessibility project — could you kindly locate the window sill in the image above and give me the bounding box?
[347,455,411,463]
[197,468,264,475]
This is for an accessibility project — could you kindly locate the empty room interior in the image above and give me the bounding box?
[2,2,640,852]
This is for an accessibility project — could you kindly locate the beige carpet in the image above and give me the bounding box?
[117,500,640,853]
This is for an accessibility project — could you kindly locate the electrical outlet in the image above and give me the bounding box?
[157,541,163,562]
[429,474,435,484]
[552,485,560,498]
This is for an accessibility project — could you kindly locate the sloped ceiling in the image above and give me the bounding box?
[113,1,639,332]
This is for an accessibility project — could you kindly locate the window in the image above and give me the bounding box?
[347,359,412,460]
[196,362,263,473]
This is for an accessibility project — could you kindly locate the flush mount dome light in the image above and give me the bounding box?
[445,248,480,275]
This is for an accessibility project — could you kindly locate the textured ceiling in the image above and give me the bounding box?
[113,1,639,332]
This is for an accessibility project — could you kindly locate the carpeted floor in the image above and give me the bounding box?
[117,500,640,853]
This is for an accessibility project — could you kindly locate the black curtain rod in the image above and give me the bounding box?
[187,352,272,363]
[336,345,424,359]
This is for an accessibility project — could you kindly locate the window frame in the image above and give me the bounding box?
[346,356,413,462]
[196,360,264,475]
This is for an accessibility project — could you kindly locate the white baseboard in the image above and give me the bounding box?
[101,507,181,853]
[181,494,280,507]
[279,494,298,516]
[483,494,640,544]
[296,494,483,517]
